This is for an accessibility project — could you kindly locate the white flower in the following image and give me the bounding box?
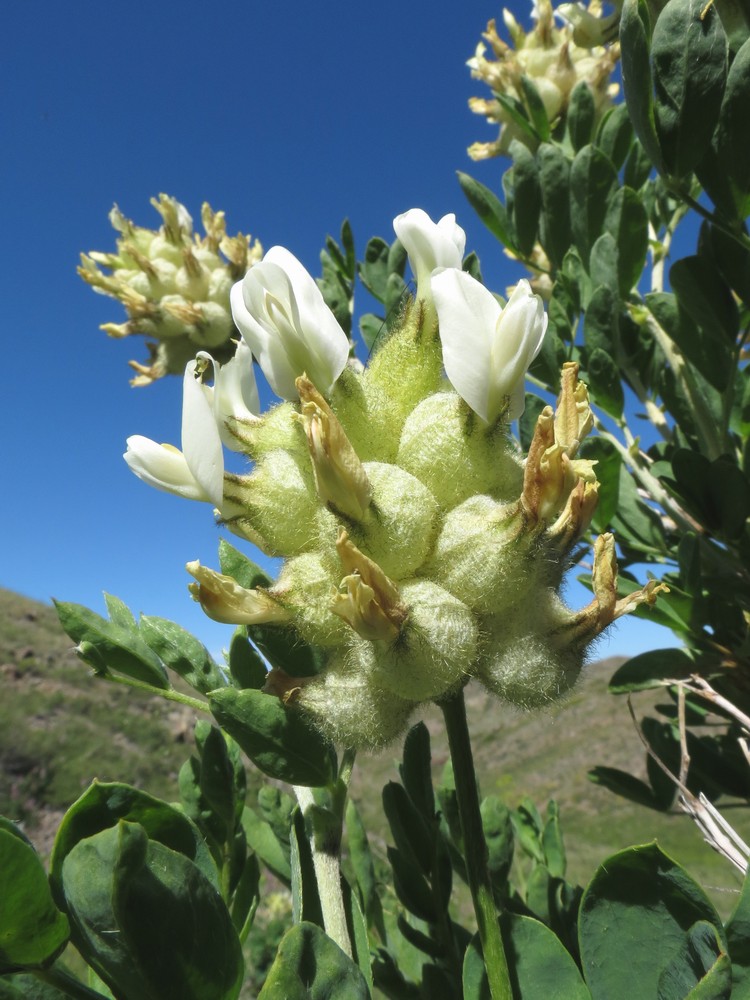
[195,340,259,451]
[124,359,225,506]
[230,246,349,400]
[431,271,547,423]
[393,209,466,297]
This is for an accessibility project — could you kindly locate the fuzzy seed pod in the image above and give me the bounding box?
[271,552,349,648]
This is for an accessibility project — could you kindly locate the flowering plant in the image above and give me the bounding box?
[5,0,750,997]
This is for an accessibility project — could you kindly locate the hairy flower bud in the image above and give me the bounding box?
[80,195,262,384]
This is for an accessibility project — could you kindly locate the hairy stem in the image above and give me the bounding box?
[441,689,512,1000]
[294,784,352,958]
[104,673,210,713]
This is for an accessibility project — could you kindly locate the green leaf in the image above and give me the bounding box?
[258,921,369,999]
[570,145,619,267]
[651,0,727,177]
[583,284,619,356]
[509,140,540,257]
[541,802,566,879]
[457,171,518,251]
[604,187,649,296]
[609,648,695,692]
[480,796,514,886]
[62,822,243,1000]
[588,232,620,293]
[50,782,216,900]
[657,921,731,999]
[595,103,634,170]
[579,842,726,1000]
[227,627,266,689]
[231,851,260,938]
[400,722,435,822]
[464,915,591,1000]
[199,726,242,832]
[383,782,433,878]
[669,450,750,539]
[358,237,391,302]
[241,807,292,884]
[717,36,750,213]
[567,81,596,152]
[519,75,550,141]
[620,0,663,170]
[345,800,385,937]
[0,830,69,972]
[0,972,74,999]
[209,688,335,786]
[670,255,739,345]
[103,593,137,629]
[218,540,271,589]
[725,864,750,994]
[53,600,169,689]
[247,623,325,678]
[359,313,384,351]
[537,143,571,270]
[387,847,437,923]
[139,615,226,694]
[646,289,733,392]
[585,347,624,418]
[578,437,621,532]
[290,807,324,928]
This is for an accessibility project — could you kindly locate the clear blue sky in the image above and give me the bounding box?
[2,0,670,660]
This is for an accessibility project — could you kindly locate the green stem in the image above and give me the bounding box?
[294,784,352,958]
[105,673,210,714]
[33,965,108,1000]
[441,689,512,1000]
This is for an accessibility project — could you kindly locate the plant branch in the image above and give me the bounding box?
[441,688,512,1000]
[34,966,109,1000]
[104,673,210,713]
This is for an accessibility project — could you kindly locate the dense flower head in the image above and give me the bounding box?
[79,194,263,385]
[126,208,663,750]
[467,0,620,159]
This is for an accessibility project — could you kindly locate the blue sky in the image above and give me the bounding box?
[2,0,671,660]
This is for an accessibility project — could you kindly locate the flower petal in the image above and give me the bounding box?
[394,209,466,292]
[124,436,212,501]
[182,361,225,507]
[431,267,501,422]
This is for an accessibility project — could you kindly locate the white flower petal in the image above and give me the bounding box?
[431,268,501,422]
[231,246,349,400]
[393,209,466,292]
[124,436,212,501]
[182,361,225,507]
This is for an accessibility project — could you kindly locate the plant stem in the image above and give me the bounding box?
[105,673,210,714]
[294,784,352,958]
[34,965,109,1000]
[441,689,512,1000]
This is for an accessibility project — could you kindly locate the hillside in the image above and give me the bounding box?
[2,587,747,917]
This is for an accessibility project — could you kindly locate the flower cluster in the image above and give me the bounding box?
[126,208,662,750]
[79,194,263,385]
[467,0,620,159]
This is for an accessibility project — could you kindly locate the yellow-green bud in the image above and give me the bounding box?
[397,393,523,509]
[371,580,478,700]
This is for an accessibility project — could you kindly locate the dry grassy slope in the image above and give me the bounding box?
[2,587,747,918]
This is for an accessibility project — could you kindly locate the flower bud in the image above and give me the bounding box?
[296,375,371,520]
[294,649,417,750]
[349,463,440,579]
[221,451,330,557]
[186,561,288,625]
[428,495,540,613]
[80,195,261,383]
[371,580,477,701]
[230,246,349,399]
[431,273,547,423]
[397,392,523,509]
